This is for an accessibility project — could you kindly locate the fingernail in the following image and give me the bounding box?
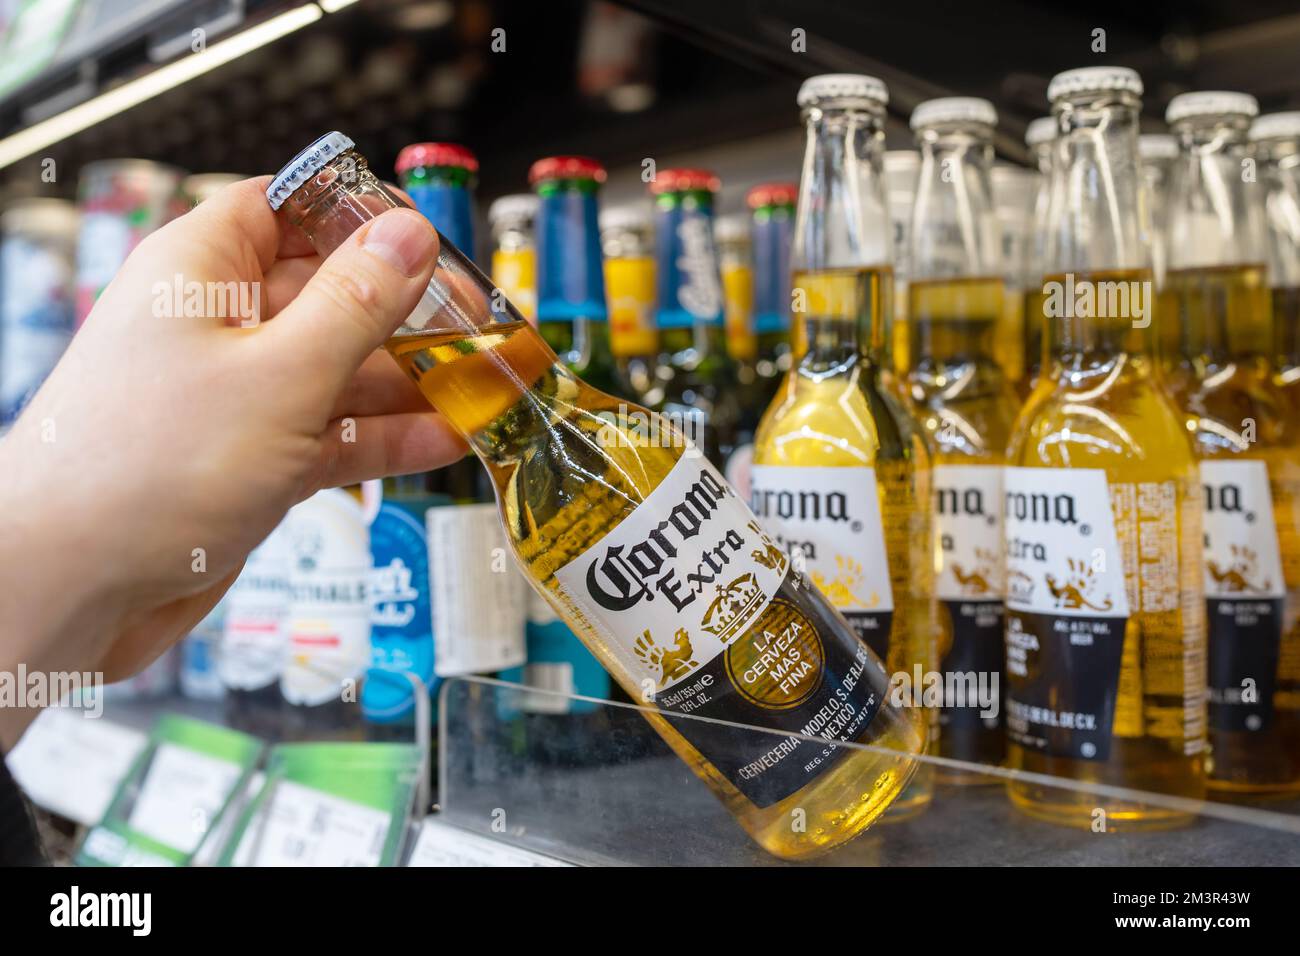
[362,210,437,277]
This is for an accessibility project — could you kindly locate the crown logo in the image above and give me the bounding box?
[700,572,764,643]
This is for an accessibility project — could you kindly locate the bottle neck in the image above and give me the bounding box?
[535,178,606,327]
[910,123,1000,282]
[791,103,891,369]
[1043,94,1155,363]
[752,202,794,339]
[400,166,476,255]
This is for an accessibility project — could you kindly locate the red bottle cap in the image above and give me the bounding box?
[746,182,799,208]
[528,156,607,185]
[649,168,721,195]
[395,142,479,175]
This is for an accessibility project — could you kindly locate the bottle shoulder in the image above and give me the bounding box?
[1169,362,1300,454]
[1006,360,1197,476]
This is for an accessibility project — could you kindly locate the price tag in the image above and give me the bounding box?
[6,710,147,825]
[235,780,391,867]
[407,819,572,867]
[127,743,244,853]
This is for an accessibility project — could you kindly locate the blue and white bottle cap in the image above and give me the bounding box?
[266,131,355,211]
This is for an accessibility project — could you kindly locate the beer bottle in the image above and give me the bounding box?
[268,132,924,860]
[599,203,659,400]
[749,75,936,818]
[1251,112,1300,408]
[906,97,1018,776]
[648,168,743,470]
[531,155,620,397]
[1163,92,1300,794]
[488,193,539,324]
[1004,68,1207,827]
[1019,117,1055,400]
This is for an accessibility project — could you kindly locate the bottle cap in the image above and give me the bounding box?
[598,203,652,232]
[649,167,721,195]
[909,96,997,130]
[1165,91,1258,124]
[395,142,478,175]
[1025,117,1057,147]
[487,193,539,224]
[1250,111,1300,142]
[714,213,750,243]
[1138,134,1179,161]
[797,73,888,109]
[267,131,355,211]
[746,182,798,208]
[528,155,606,185]
[1047,66,1143,103]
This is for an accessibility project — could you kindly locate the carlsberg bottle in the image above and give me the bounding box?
[267,132,924,860]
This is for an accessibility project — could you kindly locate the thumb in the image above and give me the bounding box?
[270,207,439,390]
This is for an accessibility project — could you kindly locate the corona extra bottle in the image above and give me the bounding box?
[488,194,539,324]
[1018,117,1055,401]
[991,163,1036,386]
[906,97,1018,776]
[883,151,920,376]
[268,132,924,860]
[599,203,658,400]
[1163,92,1300,794]
[1138,134,1180,371]
[531,156,619,396]
[1004,67,1207,827]
[749,76,936,818]
[1252,112,1300,409]
[648,168,742,470]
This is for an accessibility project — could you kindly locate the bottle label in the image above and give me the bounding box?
[655,209,722,328]
[280,490,373,707]
[605,255,657,357]
[492,248,537,323]
[220,526,291,692]
[934,464,1004,741]
[554,456,887,807]
[1003,467,1130,760]
[748,465,895,659]
[363,498,437,724]
[1201,459,1285,733]
[427,503,527,676]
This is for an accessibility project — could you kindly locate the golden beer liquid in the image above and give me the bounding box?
[1005,268,1207,828]
[385,320,924,858]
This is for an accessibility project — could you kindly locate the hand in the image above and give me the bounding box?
[0,177,465,746]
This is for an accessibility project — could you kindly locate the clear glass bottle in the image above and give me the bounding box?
[268,131,924,860]
[906,97,1018,778]
[1018,116,1055,401]
[990,162,1037,387]
[1004,67,1207,827]
[488,194,539,325]
[599,203,658,401]
[1252,112,1300,407]
[750,75,935,818]
[883,150,920,377]
[1163,92,1300,794]
[1138,134,1181,370]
